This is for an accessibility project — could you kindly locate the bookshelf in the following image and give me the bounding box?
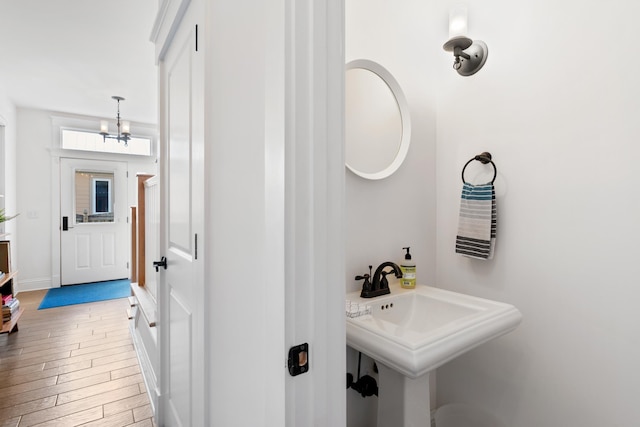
[0,241,22,334]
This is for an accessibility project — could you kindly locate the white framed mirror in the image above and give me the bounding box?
[345,59,411,180]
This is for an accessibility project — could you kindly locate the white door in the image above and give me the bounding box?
[158,2,205,426]
[60,158,128,285]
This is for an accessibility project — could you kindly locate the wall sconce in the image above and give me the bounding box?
[442,6,488,76]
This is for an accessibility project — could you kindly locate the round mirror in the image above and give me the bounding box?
[345,59,411,180]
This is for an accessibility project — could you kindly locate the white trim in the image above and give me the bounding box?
[149,0,172,45]
[51,155,61,287]
[150,0,192,63]
[130,315,160,417]
[264,0,286,425]
[15,276,52,293]
[284,0,346,425]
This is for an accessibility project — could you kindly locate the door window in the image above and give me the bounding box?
[75,171,115,223]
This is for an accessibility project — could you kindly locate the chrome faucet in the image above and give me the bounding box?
[357,262,403,298]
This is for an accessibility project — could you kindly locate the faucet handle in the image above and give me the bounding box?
[379,271,392,289]
[355,273,372,292]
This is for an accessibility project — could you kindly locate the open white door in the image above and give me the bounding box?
[157,1,205,425]
[151,0,344,425]
[60,158,128,285]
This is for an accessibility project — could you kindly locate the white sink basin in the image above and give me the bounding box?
[346,284,522,379]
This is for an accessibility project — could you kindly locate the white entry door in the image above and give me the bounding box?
[158,2,205,426]
[60,158,129,285]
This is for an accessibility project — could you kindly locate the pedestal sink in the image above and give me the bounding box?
[346,284,522,427]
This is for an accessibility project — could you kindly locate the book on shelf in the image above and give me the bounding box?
[2,298,17,309]
[1,293,12,305]
[2,297,19,315]
[3,296,18,308]
[2,298,19,321]
[2,310,18,318]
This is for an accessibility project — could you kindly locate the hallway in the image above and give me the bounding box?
[0,291,155,426]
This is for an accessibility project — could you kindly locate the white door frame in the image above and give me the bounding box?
[152,0,345,425]
[50,155,125,287]
[48,116,157,289]
[283,1,346,425]
[59,158,128,285]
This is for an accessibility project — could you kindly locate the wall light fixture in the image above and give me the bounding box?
[442,7,488,76]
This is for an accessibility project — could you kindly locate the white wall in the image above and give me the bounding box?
[345,0,438,424]
[346,0,640,425]
[435,0,640,425]
[16,107,157,291]
[345,0,437,295]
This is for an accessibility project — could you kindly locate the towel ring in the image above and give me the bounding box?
[461,151,497,184]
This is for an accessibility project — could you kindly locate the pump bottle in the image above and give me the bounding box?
[401,247,416,289]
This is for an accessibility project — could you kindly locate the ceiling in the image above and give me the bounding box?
[0,0,158,125]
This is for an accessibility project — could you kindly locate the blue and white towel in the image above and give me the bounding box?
[455,182,496,259]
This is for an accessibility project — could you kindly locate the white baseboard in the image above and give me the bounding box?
[15,277,54,294]
[130,317,160,417]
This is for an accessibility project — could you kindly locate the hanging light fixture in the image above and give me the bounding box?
[99,96,131,146]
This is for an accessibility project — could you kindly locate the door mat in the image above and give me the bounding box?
[38,279,131,310]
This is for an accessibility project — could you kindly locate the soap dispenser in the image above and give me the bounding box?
[401,247,416,289]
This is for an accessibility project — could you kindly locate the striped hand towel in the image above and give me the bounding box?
[455,182,496,259]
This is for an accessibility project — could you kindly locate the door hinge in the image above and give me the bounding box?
[127,262,129,269]
[126,171,129,178]
[195,233,198,260]
[195,24,199,51]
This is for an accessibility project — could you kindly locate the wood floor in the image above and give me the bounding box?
[0,290,156,427]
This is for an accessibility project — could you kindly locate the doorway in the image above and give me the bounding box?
[60,158,128,285]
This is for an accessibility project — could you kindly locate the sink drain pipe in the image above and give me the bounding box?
[346,352,378,397]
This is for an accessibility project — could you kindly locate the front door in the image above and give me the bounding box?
[158,1,205,425]
[60,158,128,285]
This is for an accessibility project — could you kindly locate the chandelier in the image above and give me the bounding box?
[100,96,131,146]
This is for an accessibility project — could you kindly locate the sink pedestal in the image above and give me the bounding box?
[377,363,431,427]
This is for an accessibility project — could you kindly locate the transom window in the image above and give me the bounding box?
[62,129,151,156]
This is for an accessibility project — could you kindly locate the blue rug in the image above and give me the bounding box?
[38,279,131,310]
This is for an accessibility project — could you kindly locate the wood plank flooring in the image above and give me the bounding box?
[0,290,156,427]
